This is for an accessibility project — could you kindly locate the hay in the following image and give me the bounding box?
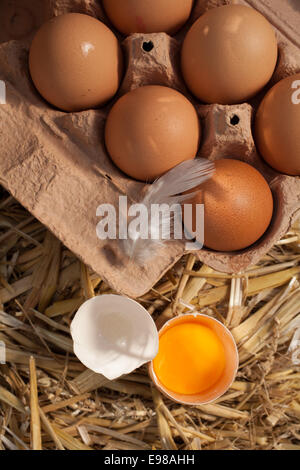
[0,188,299,450]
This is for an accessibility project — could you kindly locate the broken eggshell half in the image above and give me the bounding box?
[70,294,159,380]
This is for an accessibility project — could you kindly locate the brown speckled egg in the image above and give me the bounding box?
[255,73,300,176]
[185,159,273,252]
[29,13,123,112]
[102,0,194,35]
[181,5,278,104]
[105,85,201,182]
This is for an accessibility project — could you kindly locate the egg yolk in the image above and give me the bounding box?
[153,322,226,395]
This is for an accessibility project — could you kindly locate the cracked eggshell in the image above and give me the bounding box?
[70,295,159,380]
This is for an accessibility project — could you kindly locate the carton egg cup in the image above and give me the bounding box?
[0,0,299,297]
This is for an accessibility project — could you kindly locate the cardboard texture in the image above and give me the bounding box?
[0,0,299,297]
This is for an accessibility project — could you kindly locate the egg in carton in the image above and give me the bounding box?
[0,0,299,297]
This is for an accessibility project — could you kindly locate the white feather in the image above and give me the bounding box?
[121,158,215,264]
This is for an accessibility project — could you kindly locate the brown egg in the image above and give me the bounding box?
[102,0,194,35]
[185,159,273,252]
[105,86,201,182]
[181,5,278,104]
[29,13,123,112]
[255,74,300,176]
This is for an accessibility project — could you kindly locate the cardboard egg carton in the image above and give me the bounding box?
[0,0,299,297]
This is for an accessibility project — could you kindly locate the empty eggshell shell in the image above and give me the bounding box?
[70,295,159,380]
[102,0,194,35]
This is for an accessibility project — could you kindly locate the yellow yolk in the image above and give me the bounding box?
[153,322,226,395]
